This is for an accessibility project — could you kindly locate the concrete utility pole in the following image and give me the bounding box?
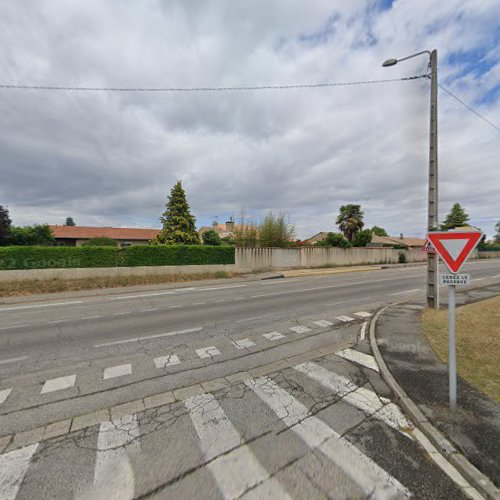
[382,49,439,309]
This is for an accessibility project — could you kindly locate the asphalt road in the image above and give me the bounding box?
[1,260,499,499]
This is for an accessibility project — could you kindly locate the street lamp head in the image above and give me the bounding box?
[382,58,398,67]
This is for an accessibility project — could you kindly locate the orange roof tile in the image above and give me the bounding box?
[49,225,160,241]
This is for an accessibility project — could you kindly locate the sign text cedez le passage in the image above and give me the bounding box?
[439,274,470,285]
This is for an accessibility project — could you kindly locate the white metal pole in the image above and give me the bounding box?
[448,284,457,409]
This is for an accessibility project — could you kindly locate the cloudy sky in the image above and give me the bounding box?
[0,0,499,239]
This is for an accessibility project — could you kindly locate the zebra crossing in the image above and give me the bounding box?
[0,351,469,500]
[0,311,372,408]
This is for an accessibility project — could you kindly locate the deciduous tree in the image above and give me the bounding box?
[258,212,295,247]
[0,205,11,245]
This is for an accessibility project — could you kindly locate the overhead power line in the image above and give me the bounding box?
[438,83,500,133]
[0,74,428,92]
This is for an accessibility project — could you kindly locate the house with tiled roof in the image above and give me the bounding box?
[198,219,237,240]
[368,234,426,249]
[49,225,160,247]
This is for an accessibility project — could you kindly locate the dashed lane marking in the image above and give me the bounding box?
[0,355,30,365]
[199,284,247,291]
[185,393,290,499]
[313,320,333,327]
[108,288,197,300]
[336,315,354,322]
[294,362,413,437]
[196,346,221,359]
[246,376,411,498]
[335,348,379,372]
[0,388,12,404]
[94,326,202,347]
[154,354,181,368]
[263,332,286,341]
[232,338,256,349]
[289,325,311,334]
[103,364,132,380]
[389,289,421,296]
[354,311,372,318]
[40,374,76,394]
[0,443,39,500]
[0,301,83,312]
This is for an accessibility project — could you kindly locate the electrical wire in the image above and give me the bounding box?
[438,83,500,133]
[0,74,428,92]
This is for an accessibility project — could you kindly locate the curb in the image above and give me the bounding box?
[370,306,500,500]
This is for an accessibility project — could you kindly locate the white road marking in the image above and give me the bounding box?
[249,275,422,299]
[389,289,421,296]
[138,308,157,312]
[0,388,12,404]
[260,278,303,285]
[47,319,67,324]
[0,443,39,500]
[335,348,379,372]
[103,364,132,380]
[83,315,102,320]
[41,374,76,394]
[94,326,202,347]
[92,414,140,499]
[154,354,181,368]
[0,300,83,312]
[0,355,30,365]
[313,320,333,327]
[185,393,290,499]
[196,346,221,359]
[235,313,274,323]
[192,302,206,306]
[354,311,372,318]
[246,376,411,498]
[113,311,132,316]
[294,362,412,436]
[336,315,355,322]
[263,331,285,341]
[289,325,311,334]
[200,284,247,291]
[232,338,256,349]
[0,324,30,331]
[360,320,368,341]
[109,288,196,300]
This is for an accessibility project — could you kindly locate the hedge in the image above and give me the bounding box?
[122,245,235,267]
[0,245,235,270]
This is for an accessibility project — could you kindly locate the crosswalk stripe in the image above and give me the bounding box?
[103,364,132,380]
[0,388,12,405]
[335,348,380,372]
[336,315,355,322]
[185,393,290,499]
[90,415,140,499]
[354,311,372,318]
[154,354,181,368]
[294,362,412,437]
[0,443,39,500]
[246,376,411,499]
[41,374,76,394]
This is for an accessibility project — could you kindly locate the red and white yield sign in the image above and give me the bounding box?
[427,230,482,273]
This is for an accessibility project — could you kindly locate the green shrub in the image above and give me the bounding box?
[0,246,120,270]
[316,232,352,248]
[122,245,235,267]
[202,230,223,246]
[398,251,407,264]
[352,229,372,247]
[82,237,119,247]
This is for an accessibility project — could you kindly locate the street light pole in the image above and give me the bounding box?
[382,49,439,309]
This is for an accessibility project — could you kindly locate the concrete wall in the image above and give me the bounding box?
[478,251,500,259]
[0,264,237,282]
[0,247,427,282]
[235,247,426,272]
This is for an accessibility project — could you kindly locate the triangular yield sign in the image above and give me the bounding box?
[427,231,482,273]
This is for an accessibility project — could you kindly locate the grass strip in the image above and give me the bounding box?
[421,295,500,402]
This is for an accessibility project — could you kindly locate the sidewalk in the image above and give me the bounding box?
[372,284,500,499]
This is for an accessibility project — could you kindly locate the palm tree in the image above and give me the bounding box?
[336,204,364,242]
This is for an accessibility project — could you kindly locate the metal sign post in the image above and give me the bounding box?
[429,230,482,410]
[448,284,457,409]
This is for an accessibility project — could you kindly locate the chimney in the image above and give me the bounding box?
[225,217,235,232]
